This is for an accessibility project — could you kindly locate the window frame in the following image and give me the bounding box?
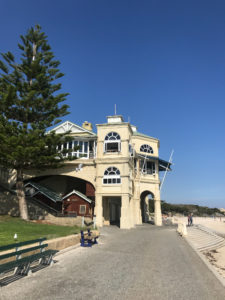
[140,144,153,154]
[140,159,156,175]
[103,166,121,184]
[104,132,121,153]
[79,205,86,214]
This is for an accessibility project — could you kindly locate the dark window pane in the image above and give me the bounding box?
[89,141,93,151]
[107,143,119,152]
[84,142,88,153]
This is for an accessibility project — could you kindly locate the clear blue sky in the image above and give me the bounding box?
[1,0,225,208]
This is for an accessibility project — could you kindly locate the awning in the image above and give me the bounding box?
[138,154,172,171]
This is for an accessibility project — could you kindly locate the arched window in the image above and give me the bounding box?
[104,132,121,153]
[103,167,121,184]
[140,144,153,154]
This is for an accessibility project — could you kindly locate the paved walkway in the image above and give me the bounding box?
[1,225,225,300]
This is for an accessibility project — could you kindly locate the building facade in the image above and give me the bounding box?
[0,115,171,229]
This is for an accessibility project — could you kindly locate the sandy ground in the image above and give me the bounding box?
[173,216,225,280]
[198,217,225,280]
[203,247,225,280]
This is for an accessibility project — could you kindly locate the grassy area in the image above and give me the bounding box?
[0,216,85,246]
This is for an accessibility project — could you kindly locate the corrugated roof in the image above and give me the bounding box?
[25,182,62,202]
[62,190,92,204]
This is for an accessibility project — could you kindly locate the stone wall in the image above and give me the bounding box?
[45,214,93,226]
[0,186,49,219]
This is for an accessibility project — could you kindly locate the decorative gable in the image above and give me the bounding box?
[48,121,96,135]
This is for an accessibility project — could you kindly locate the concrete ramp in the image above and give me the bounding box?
[186,225,225,251]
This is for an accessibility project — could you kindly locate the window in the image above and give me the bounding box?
[57,144,62,151]
[140,160,155,175]
[140,144,153,154]
[103,167,121,184]
[80,205,86,214]
[84,142,88,153]
[59,140,90,158]
[129,144,134,156]
[104,132,121,153]
[134,159,137,170]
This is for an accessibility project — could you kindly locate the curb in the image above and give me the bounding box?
[55,243,81,257]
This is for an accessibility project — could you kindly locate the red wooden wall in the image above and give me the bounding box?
[63,193,92,217]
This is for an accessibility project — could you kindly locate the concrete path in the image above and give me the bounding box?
[1,225,225,300]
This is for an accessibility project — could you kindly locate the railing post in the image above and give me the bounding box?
[82,216,85,227]
[93,216,96,229]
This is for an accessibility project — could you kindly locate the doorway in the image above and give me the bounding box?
[103,197,121,227]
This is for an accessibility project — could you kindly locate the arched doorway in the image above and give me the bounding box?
[140,191,154,223]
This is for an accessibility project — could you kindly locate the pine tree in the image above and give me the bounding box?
[0,25,75,220]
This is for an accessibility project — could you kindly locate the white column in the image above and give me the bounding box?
[133,179,142,225]
[95,194,103,227]
[120,194,131,229]
[130,198,135,228]
[154,199,162,226]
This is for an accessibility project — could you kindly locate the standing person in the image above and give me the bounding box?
[190,214,193,226]
[188,214,191,226]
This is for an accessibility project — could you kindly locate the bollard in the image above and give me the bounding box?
[182,222,187,236]
[177,223,182,234]
[177,222,187,236]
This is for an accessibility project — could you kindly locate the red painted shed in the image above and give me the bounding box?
[62,190,93,217]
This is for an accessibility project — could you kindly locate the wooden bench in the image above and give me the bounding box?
[0,238,58,284]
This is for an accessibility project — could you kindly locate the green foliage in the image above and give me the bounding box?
[161,201,224,216]
[0,25,75,171]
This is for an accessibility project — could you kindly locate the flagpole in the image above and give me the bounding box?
[160,149,174,191]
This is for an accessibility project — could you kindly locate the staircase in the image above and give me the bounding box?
[0,183,63,218]
[27,196,63,217]
[186,224,225,252]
